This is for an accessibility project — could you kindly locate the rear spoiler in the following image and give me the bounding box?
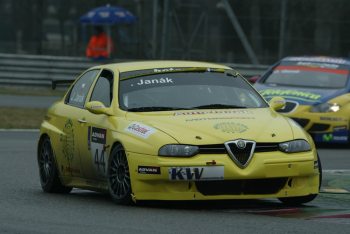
[52,79,75,90]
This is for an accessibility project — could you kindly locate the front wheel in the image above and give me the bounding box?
[37,136,72,193]
[279,154,322,206]
[107,145,133,205]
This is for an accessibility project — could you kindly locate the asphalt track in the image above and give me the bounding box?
[1,131,350,234]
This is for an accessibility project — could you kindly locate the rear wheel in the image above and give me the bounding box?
[37,136,72,193]
[107,144,133,205]
[279,154,322,206]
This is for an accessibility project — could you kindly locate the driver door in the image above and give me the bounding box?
[55,69,99,179]
[77,69,115,180]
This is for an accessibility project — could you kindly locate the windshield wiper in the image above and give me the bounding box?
[191,104,247,109]
[127,106,191,112]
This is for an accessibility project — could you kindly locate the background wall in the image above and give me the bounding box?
[0,0,349,64]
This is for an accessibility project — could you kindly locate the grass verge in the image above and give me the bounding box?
[0,107,47,129]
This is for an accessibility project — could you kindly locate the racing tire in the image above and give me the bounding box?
[107,144,133,205]
[37,136,72,193]
[278,154,322,206]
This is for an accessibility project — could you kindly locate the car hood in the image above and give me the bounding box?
[125,108,295,144]
[254,83,347,105]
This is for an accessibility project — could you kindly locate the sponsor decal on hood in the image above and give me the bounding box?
[128,108,294,144]
[213,122,248,133]
[175,109,253,116]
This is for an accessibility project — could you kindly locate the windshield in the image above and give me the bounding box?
[264,61,349,89]
[119,69,268,112]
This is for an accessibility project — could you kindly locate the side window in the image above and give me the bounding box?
[66,70,99,108]
[90,70,114,107]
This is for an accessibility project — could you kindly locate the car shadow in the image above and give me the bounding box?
[35,188,334,219]
[136,199,316,211]
[45,188,315,210]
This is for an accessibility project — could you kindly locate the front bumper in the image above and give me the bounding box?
[282,105,349,143]
[126,150,319,201]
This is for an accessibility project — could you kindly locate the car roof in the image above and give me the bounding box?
[89,60,231,73]
[282,56,350,66]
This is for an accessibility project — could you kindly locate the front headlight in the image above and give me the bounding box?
[279,140,311,153]
[310,102,340,113]
[158,144,199,157]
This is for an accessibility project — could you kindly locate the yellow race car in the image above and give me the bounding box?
[37,61,321,205]
[254,56,350,144]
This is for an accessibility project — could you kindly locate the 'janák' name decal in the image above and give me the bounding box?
[136,77,173,86]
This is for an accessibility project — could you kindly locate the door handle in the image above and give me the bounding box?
[78,119,87,124]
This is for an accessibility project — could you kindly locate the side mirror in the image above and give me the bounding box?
[269,97,286,111]
[86,101,112,115]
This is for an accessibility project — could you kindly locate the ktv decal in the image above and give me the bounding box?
[168,166,224,181]
[88,127,107,176]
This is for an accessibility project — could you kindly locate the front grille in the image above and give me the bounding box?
[291,118,309,128]
[196,178,288,195]
[277,101,298,113]
[225,141,255,166]
[199,144,226,154]
[309,123,330,132]
[255,143,279,152]
[199,143,279,154]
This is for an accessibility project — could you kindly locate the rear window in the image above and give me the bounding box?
[264,61,349,88]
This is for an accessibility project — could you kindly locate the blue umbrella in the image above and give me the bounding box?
[80,5,136,25]
[80,5,136,58]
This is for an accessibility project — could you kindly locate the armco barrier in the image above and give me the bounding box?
[0,53,268,87]
[0,53,99,86]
